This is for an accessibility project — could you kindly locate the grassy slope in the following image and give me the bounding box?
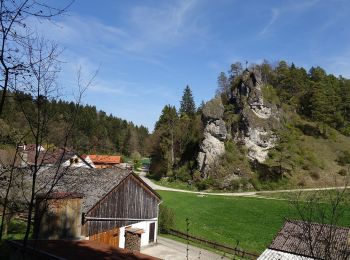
[287,130,350,188]
[159,191,350,254]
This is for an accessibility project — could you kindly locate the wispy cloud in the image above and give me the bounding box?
[259,0,319,36]
[259,8,280,36]
[126,0,202,52]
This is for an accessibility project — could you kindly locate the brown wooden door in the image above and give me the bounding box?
[89,227,120,247]
[149,222,155,243]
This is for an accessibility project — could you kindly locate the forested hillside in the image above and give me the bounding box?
[149,61,350,190]
[0,91,149,156]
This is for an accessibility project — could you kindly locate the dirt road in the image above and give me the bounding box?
[139,171,348,197]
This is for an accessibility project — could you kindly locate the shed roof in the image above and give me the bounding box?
[36,168,160,213]
[268,220,350,259]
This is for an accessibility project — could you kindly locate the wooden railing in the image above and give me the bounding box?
[168,229,259,259]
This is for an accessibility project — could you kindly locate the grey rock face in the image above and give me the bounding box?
[197,97,227,175]
[202,97,225,121]
[232,69,279,163]
[205,119,227,141]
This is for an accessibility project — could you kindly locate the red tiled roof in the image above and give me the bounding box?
[88,155,121,164]
[9,240,161,260]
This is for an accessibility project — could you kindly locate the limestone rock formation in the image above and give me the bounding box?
[197,97,227,175]
[232,69,279,163]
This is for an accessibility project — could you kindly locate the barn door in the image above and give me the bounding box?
[149,222,155,243]
[89,227,120,247]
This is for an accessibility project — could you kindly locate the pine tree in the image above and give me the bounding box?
[216,72,230,97]
[180,85,196,116]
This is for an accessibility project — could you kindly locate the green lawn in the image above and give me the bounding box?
[158,191,350,254]
[257,189,350,202]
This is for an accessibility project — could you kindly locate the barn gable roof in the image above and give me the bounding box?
[267,220,350,259]
[36,168,160,213]
[85,172,161,216]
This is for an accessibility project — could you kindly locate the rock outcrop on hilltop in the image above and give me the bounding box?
[232,69,280,163]
[197,97,227,176]
[197,69,281,177]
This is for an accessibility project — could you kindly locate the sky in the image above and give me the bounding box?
[34,0,350,131]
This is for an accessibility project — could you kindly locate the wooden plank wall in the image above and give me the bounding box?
[89,227,120,247]
[86,175,159,236]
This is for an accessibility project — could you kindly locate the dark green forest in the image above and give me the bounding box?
[0,91,149,156]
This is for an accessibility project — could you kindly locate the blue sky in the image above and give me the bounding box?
[37,0,350,131]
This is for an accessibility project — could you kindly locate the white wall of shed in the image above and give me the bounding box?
[118,219,158,248]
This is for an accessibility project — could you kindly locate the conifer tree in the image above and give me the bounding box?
[180,85,196,116]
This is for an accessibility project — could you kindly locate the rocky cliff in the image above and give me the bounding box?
[197,69,280,176]
[231,69,280,163]
[197,97,227,176]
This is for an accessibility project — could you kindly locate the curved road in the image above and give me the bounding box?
[138,171,348,197]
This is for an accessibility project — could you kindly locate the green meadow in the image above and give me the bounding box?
[158,190,350,253]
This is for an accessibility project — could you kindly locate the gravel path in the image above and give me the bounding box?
[139,171,348,197]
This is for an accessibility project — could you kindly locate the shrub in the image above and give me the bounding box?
[230,179,240,191]
[309,171,320,180]
[249,177,260,191]
[297,179,306,187]
[192,170,202,182]
[158,205,175,234]
[337,151,350,166]
[174,165,191,182]
[196,178,213,190]
[240,178,250,190]
[338,168,348,176]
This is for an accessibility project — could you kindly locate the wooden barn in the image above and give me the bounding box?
[35,168,161,251]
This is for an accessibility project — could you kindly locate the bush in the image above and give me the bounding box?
[240,178,250,190]
[174,165,191,182]
[192,170,202,182]
[196,178,214,190]
[158,205,175,234]
[309,171,320,180]
[230,179,240,191]
[337,151,350,166]
[338,168,348,176]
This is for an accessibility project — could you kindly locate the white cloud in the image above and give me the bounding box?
[259,0,319,36]
[259,8,280,36]
[126,0,201,52]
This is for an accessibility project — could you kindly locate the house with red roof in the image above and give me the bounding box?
[83,154,122,169]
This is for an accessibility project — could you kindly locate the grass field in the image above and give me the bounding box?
[158,190,350,254]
